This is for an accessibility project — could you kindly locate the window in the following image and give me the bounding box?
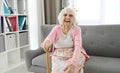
[69,0,120,25]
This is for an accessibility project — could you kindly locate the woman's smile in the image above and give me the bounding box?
[64,20,70,22]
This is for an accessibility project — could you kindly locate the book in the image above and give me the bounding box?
[4,17,10,32]
[5,17,13,32]
[4,0,13,14]
[3,0,13,14]
[7,16,17,31]
[18,16,26,30]
[22,19,26,30]
[0,16,1,33]
[3,3,11,14]
[1,16,4,33]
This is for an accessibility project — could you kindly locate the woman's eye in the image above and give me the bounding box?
[64,14,67,16]
[69,15,73,17]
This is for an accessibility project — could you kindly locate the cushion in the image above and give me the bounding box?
[84,56,120,73]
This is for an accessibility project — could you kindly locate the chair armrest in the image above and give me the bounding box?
[25,47,45,71]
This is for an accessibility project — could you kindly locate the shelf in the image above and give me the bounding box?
[0,14,4,15]
[0,0,29,72]
[0,0,3,14]
[0,35,5,53]
[19,30,28,32]
[0,52,8,69]
[5,31,17,34]
[0,33,5,35]
[7,49,21,65]
[18,14,28,16]
[6,48,18,53]
[19,44,29,48]
[17,0,28,14]
[20,46,29,60]
[4,14,17,16]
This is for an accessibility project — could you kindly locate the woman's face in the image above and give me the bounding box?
[61,10,74,28]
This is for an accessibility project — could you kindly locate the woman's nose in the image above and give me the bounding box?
[66,15,70,19]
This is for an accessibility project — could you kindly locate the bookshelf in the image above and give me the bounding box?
[0,0,29,73]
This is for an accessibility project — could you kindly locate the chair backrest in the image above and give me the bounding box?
[40,24,120,58]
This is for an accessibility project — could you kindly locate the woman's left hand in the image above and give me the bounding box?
[64,64,75,73]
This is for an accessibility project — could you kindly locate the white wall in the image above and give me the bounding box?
[28,0,44,50]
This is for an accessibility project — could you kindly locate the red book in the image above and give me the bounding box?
[8,16,17,31]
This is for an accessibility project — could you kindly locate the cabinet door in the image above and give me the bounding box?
[0,35,5,52]
[6,33,17,50]
[7,49,20,65]
[0,53,8,68]
[19,31,28,46]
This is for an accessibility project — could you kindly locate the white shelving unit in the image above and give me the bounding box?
[0,0,29,73]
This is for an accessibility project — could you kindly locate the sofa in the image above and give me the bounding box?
[25,24,120,73]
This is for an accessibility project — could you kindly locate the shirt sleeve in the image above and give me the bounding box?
[44,25,58,44]
[68,27,83,66]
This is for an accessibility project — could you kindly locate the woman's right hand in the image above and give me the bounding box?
[40,40,51,52]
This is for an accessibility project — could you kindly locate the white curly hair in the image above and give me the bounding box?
[57,7,77,25]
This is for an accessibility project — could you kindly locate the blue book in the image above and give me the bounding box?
[4,2,11,14]
[4,0,13,14]
[22,20,27,30]
[18,16,26,30]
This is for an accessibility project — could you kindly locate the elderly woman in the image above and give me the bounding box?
[40,7,90,73]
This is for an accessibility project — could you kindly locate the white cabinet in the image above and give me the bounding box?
[0,0,29,73]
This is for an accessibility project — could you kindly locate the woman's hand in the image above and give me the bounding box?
[40,40,51,52]
[64,64,75,73]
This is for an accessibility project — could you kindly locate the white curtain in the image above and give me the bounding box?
[69,0,120,25]
[28,0,45,50]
